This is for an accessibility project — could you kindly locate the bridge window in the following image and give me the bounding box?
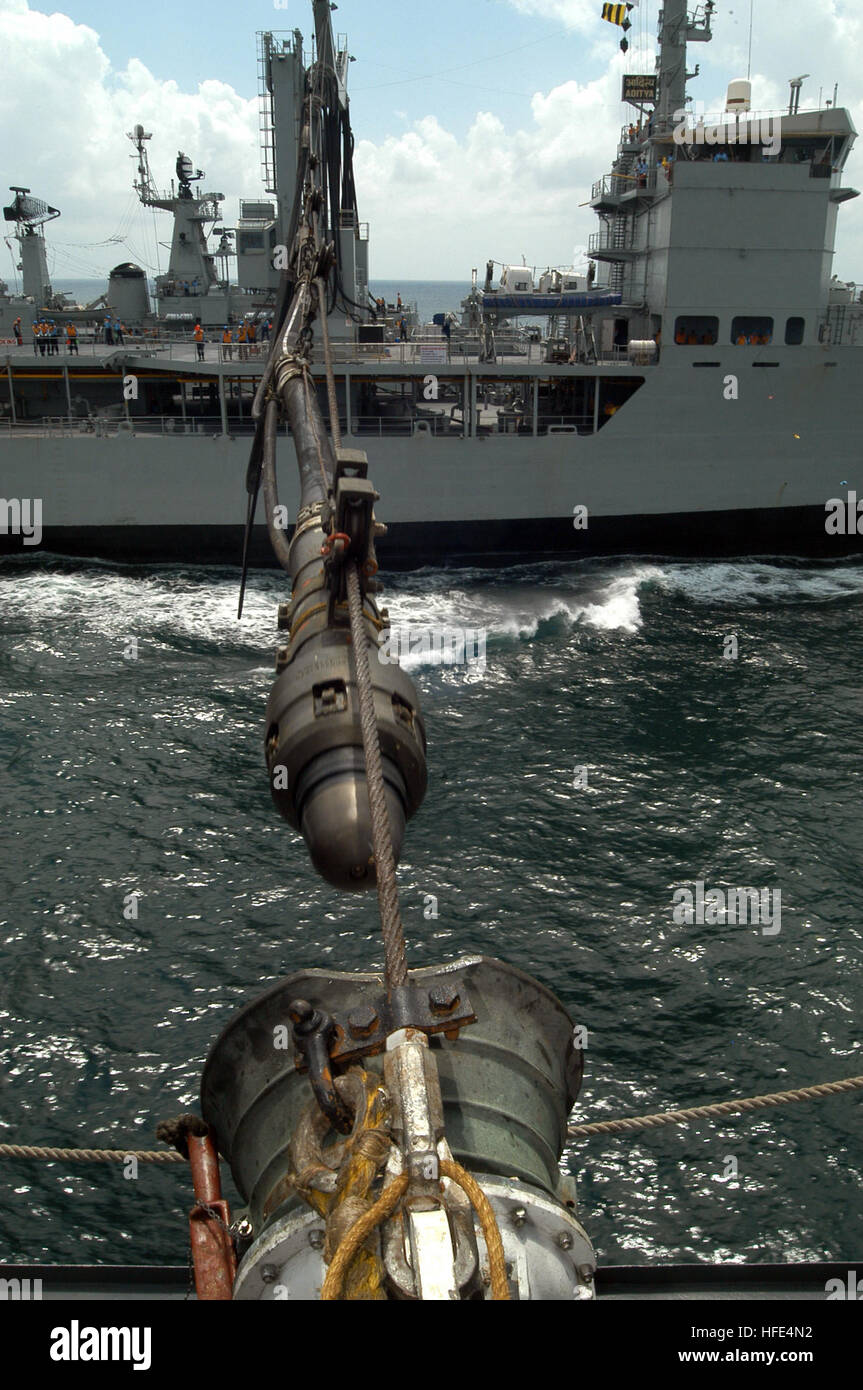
[785,317,805,345]
[674,316,718,346]
[731,316,774,345]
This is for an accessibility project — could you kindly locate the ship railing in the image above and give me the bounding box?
[588,226,635,255]
[0,414,261,437]
[10,338,273,362]
[619,123,646,148]
[537,415,594,435]
[592,173,628,201]
[351,414,465,437]
[350,412,597,438]
[0,397,644,441]
[671,107,805,137]
[327,338,546,366]
[591,169,661,201]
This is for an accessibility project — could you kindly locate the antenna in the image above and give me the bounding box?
[3,187,61,233]
[127,125,158,202]
[787,74,808,116]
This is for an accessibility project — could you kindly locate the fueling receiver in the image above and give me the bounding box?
[263,440,427,891]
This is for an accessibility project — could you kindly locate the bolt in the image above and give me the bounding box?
[577,1263,595,1280]
[261,1264,279,1284]
[348,1003,379,1038]
[556,1231,574,1250]
[428,982,460,1015]
[308,1229,325,1250]
[511,1206,527,1228]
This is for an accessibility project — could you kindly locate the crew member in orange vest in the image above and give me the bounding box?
[238,322,248,361]
[194,321,205,361]
[222,325,232,361]
[65,322,78,354]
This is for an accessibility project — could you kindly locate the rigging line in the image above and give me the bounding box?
[747,0,755,81]
[350,25,576,93]
[567,1074,863,1140]
[4,239,20,294]
[423,76,537,99]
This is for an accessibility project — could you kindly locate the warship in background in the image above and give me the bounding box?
[1,0,862,568]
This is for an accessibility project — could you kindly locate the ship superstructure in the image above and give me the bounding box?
[2,0,862,565]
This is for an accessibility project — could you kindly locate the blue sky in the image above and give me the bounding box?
[2,0,862,280]
[40,0,603,137]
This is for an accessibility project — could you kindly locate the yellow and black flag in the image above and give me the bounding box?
[601,3,634,29]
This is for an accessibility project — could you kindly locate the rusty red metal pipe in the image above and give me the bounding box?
[188,1131,237,1300]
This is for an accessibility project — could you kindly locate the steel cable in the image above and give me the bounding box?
[345,562,408,990]
[567,1073,863,1139]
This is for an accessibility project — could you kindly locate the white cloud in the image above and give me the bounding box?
[505,0,599,32]
[0,0,259,282]
[357,60,634,276]
[1,0,862,287]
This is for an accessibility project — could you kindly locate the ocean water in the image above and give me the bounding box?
[48,279,472,328]
[369,280,471,322]
[0,553,861,1270]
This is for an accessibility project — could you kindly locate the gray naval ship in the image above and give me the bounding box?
[1,0,862,567]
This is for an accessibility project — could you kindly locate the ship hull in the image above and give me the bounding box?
[2,351,861,565]
[1,508,858,568]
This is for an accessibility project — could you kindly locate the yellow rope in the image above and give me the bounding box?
[325,1078,391,1300]
[321,1174,408,1300]
[321,1161,511,1301]
[439,1159,510,1301]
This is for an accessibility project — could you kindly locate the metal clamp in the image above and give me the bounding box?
[291,974,476,1077]
[287,999,353,1135]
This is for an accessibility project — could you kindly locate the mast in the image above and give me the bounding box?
[127,125,224,296]
[655,0,715,134]
[2,187,59,304]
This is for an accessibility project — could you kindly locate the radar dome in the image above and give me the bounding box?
[726,80,752,112]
